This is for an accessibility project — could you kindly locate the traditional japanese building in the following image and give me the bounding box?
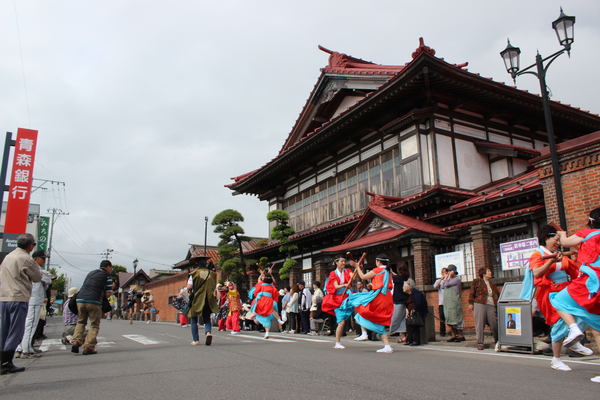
[227,39,600,299]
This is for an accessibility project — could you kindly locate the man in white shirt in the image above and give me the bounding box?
[15,251,52,358]
[298,280,312,334]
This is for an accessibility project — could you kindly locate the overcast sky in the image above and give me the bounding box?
[1,1,598,288]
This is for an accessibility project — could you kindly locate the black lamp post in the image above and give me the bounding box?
[133,258,138,275]
[500,8,575,230]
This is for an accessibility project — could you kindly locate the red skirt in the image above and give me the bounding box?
[355,292,393,326]
[567,266,600,315]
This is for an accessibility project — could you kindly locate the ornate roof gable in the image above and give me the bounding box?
[323,194,447,253]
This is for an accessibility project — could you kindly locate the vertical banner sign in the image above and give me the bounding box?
[4,128,39,234]
[37,216,49,251]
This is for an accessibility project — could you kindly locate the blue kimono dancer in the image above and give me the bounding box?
[520,246,584,342]
[550,231,600,337]
[336,269,390,335]
[250,283,279,328]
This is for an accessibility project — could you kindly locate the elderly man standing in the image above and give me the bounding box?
[71,260,113,355]
[0,233,43,375]
[15,250,52,359]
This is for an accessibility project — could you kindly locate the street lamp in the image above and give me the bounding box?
[133,258,138,275]
[500,8,575,230]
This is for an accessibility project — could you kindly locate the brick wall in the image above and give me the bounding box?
[144,274,188,322]
[532,132,600,232]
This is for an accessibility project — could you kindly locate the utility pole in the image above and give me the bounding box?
[101,249,114,260]
[46,208,69,270]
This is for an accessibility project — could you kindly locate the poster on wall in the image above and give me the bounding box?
[434,250,464,278]
[500,238,539,271]
[505,307,522,335]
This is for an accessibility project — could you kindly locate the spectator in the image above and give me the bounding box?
[62,287,81,344]
[403,278,428,346]
[15,251,51,359]
[0,233,43,375]
[433,268,448,337]
[308,281,324,335]
[356,281,368,293]
[298,280,312,334]
[441,264,465,342]
[71,260,114,355]
[107,293,117,321]
[389,261,410,342]
[280,286,290,332]
[286,284,300,334]
[468,267,499,350]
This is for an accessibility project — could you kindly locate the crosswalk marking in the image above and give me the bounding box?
[38,337,116,351]
[122,334,162,345]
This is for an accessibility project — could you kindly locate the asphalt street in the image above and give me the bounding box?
[2,316,600,400]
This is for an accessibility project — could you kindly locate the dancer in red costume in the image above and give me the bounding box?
[337,253,394,353]
[250,271,284,339]
[321,255,353,349]
[551,208,600,383]
[521,224,584,371]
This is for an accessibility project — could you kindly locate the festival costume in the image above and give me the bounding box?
[550,230,600,333]
[321,268,352,320]
[520,246,579,342]
[250,282,280,328]
[226,289,242,332]
[337,268,393,335]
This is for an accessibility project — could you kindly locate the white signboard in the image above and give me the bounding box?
[500,237,539,270]
[434,250,464,277]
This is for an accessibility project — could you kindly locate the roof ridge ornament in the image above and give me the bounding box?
[412,37,436,59]
[318,45,376,68]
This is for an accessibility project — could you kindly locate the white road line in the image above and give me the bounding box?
[268,334,329,343]
[232,334,294,342]
[416,344,600,367]
[122,334,162,345]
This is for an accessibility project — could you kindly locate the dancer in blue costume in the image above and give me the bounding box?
[249,270,284,339]
[551,208,600,383]
[337,254,394,353]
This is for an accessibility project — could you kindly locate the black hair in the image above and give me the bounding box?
[537,225,557,245]
[263,274,273,284]
[333,255,346,265]
[588,208,600,229]
[376,253,390,270]
[313,281,321,288]
[100,260,112,269]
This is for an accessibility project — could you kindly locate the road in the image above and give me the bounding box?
[2,317,599,399]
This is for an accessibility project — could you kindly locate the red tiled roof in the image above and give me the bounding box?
[448,177,540,212]
[386,185,474,209]
[242,215,361,256]
[441,205,545,232]
[323,228,409,253]
[369,205,446,236]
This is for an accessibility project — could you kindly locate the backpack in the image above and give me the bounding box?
[68,292,79,315]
